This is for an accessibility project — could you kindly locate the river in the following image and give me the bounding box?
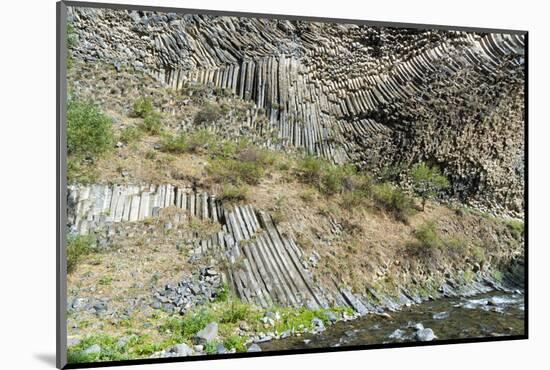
[260,291,525,351]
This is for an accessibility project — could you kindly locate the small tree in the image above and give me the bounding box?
[411,163,450,211]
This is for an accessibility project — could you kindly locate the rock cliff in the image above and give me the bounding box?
[67,7,525,216]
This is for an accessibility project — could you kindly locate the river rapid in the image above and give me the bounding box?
[259,291,525,352]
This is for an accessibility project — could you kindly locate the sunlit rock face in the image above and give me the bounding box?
[68,7,525,216]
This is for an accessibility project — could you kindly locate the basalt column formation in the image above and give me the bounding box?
[68,7,525,215]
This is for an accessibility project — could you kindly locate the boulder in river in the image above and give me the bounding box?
[247,343,262,352]
[415,328,437,342]
[432,311,450,320]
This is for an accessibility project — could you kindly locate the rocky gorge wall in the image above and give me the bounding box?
[67,6,525,217]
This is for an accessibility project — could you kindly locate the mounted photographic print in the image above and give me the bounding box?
[56,1,527,368]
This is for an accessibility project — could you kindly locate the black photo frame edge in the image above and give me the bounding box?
[56,1,529,368]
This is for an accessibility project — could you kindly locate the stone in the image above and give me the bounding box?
[216,343,227,354]
[116,335,135,348]
[193,322,218,345]
[239,321,250,331]
[326,311,338,323]
[247,343,262,352]
[83,344,101,355]
[415,328,437,342]
[172,343,193,357]
[151,301,161,309]
[432,311,450,320]
[67,337,81,347]
[280,330,291,339]
[311,317,325,331]
[71,298,87,310]
[389,329,406,340]
[255,335,273,343]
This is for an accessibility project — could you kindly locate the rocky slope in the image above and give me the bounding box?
[65,5,525,322]
[67,6,525,216]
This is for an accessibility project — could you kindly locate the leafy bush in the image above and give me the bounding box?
[132,97,154,118]
[67,101,114,157]
[506,219,524,239]
[372,182,416,222]
[67,234,95,274]
[297,156,325,186]
[139,111,163,135]
[410,162,450,210]
[413,221,442,249]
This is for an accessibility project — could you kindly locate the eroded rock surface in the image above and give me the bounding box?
[68,7,525,216]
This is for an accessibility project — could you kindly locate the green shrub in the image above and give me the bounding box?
[161,309,215,340]
[223,335,247,352]
[67,158,99,184]
[204,341,218,355]
[506,219,524,238]
[67,101,114,157]
[321,164,356,195]
[67,234,95,274]
[297,156,325,186]
[410,162,450,210]
[132,97,154,118]
[372,182,416,222]
[139,111,163,135]
[413,221,442,249]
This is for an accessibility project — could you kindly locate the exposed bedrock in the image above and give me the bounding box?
[68,183,523,315]
[67,8,525,214]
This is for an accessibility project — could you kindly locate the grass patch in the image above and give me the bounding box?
[139,111,163,135]
[161,309,215,341]
[207,158,264,185]
[119,126,144,144]
[413,221,442,249]
[223,335,247,352]
[130,97,164,135]
[218,185,249,203]
[67,234,95,274]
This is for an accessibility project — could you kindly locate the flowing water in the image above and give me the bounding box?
[260,291,525,352]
